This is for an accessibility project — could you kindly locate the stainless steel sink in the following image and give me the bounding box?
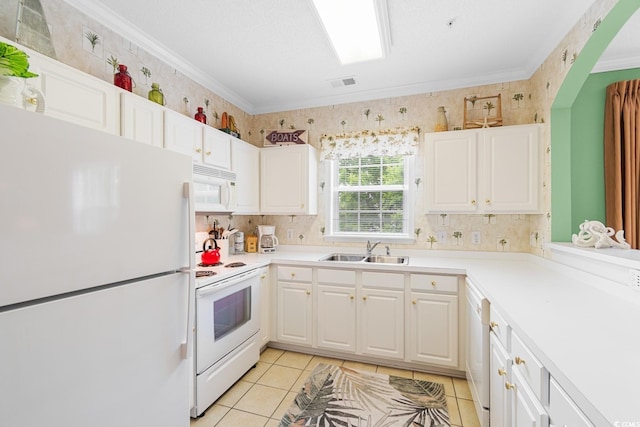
[319,253,408,265]
[364,255,408,265]
[320,253,367,262]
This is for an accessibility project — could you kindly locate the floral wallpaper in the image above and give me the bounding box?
[0,0,619,255]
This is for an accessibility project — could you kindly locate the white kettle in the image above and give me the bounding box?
[0,76,45,113]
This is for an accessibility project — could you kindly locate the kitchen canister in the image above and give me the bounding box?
[245,235,258,253]
[233,231,244,254]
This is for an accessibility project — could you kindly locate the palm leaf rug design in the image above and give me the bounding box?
[280,363,449,427]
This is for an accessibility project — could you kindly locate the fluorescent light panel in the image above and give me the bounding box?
[312,0,389,65]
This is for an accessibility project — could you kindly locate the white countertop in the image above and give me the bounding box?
[198,245,640,426]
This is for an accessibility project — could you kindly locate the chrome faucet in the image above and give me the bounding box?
[366,240,381,255]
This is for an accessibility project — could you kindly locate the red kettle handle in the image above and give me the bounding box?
[203,238,219,251]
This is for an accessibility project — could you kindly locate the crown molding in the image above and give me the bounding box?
[62,0,256,113]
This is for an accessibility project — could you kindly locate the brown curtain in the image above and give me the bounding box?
[604,79,640,249]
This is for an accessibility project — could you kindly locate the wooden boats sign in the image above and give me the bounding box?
[264,129,307,146]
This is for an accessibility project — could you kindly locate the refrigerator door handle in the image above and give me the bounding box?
[180,181,195,360]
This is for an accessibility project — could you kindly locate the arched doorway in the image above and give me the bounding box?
[550,0,640,241]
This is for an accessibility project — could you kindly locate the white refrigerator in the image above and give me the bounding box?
[0,105,194,427]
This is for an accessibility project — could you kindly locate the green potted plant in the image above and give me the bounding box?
[0,41,44,111]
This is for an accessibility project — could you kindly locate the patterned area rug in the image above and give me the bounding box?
[279,363,450,427]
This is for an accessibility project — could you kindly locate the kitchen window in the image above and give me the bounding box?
[326,155,414,241]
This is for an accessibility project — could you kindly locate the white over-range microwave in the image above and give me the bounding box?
[193,164,237,213]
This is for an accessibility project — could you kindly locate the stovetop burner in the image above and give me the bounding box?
[195,271,217,278]
[197,262,223,267]
[225,262,246,268]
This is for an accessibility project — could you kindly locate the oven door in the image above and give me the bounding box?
[195,269,260,374]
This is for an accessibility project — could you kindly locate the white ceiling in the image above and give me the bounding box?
[64,0,637,115]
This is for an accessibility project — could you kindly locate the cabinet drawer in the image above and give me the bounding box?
[362,271,404,290]
[411,274,458,293]
[277,266,312,282]
[317,269,356,285]
[548,377,593,427]
[511,330,548,403]
[489,305,510,350]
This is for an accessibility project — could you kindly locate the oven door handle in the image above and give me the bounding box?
[196,269,260,298]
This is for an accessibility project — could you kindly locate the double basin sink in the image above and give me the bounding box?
[320,253,408,265]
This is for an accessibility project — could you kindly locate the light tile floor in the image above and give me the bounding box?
[190,348,481,427]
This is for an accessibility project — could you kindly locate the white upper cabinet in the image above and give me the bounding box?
[163,109,202,161]
[28,53,119,134]
[120,92,164,147]
[202,127,232,170]
[425,124,542,213]
[260,144,318,214]
[232,138,260,214]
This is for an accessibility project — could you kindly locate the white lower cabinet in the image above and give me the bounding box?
[359,288,404,359]
[258,267,270,348]
[490,333,511,427]
[511,369,549,427]
[407,291,458,367]
[316,284,357,352]
[548,377,594,427]
[274,265,462,370]
[276,266,313,346]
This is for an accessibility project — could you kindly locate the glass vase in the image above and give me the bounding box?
[114,64,133,92]
[435,106,448,132]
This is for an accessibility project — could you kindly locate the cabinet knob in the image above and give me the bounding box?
[515,356,526,365]
[485,199,491,204]
[306,290,311,295]
[412,300,417,305]
[362,296,367,301]
[195,148,202,153]
[291,272,296,277]
[490,321,498,329]
[350,295,354,300]
[205,151,212,156]
[471,200,477,205]
[497,368,507,376]
[505,382,515,390]
[430,281,436,286]
[260,274,266,279]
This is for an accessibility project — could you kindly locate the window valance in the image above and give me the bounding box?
[319,127,421,160]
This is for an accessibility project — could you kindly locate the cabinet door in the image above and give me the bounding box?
[30,55,119,134]
[261,145,316,214]
[359,288,404,359]
[163,110,202,162]
[120,92,164,147]
[202,127,232,169]
[259,268,271,348]
[408,292,458,367]
[232,138,260,214]
[425,130,478,212]
[490,333,512,427]
[276,281,312,346]
[316,284,356,352]
[481,125,540,213]
[510,370,549,427]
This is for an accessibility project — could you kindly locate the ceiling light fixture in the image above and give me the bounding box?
[311,0,391,65]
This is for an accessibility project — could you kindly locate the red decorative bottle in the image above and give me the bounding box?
[194,107,207,124]
[114,64,133,92]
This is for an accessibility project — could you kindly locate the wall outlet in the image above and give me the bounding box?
[471,231,481,244]
[437,231,447,244]
[286,229,294,240]
[630,269,640,290]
